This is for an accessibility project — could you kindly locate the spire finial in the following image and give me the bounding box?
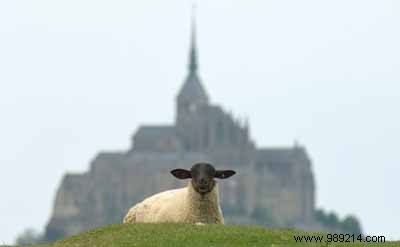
[189,3,198,72]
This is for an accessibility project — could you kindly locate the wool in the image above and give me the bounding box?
[123,181,224,224]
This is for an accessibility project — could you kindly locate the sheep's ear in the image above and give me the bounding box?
[215,170,236,179]
[171,169,192,179]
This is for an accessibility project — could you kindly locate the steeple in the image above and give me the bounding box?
[189,12,198,72]
[176,7,209,105]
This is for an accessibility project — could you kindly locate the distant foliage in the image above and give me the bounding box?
[15,228,45,245]
[315,209,362,235]
[341,215,362,235]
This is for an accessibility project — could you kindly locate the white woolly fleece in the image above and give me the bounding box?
[123,181,224,224]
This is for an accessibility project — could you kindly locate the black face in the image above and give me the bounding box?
[191,163,216,194]
[171,162,236,195]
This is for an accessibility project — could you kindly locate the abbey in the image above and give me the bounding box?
[129,26,316,225]
[44,22,357,242]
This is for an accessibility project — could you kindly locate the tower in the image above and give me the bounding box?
[176,13,209,151]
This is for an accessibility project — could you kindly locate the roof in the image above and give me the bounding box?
[256,146,309,164]
[133,125,181,152]
[177,72,209,102]
[257,148,294,163]
[134,125,177,138]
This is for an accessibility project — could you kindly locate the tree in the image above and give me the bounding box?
[15,228,45,245]
[342,215,362,235]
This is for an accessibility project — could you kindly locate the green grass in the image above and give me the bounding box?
[6,224,400,247]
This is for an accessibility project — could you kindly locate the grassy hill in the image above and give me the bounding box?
[6,224,399,247]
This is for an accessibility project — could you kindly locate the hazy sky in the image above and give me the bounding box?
[1,0,399,244]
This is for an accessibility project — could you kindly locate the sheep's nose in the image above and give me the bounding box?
[199,178,208,186]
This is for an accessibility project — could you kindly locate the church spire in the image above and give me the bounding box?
[189,4,198,73]
[176,4,208,105]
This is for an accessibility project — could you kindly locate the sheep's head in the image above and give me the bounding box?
[171,162,236,195]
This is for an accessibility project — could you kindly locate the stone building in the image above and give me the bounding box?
[44,22,358,242]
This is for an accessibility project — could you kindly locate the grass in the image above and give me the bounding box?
[4,223,399,247]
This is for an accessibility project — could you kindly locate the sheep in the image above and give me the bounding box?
[123,162,236,224]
